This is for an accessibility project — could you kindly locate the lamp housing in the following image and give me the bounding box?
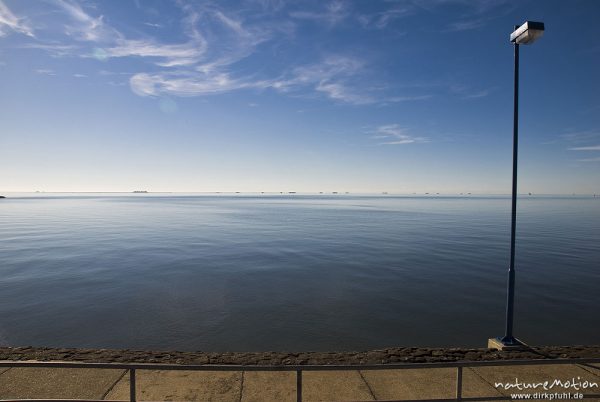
[510,21,544,44]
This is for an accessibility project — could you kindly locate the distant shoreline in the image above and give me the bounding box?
[1,345,599,365]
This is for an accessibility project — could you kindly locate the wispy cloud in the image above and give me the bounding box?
[446,18,488,32]
[128,51,430,105]
[290,1,349,27]
[54,0,118,42]
[569,145,600,151]
[129,71,267,97]
[271,55,375,104]
[0,0,34,37]
[388,95,433,102]
[12,1,431,105]
[463,89,491,99]
[102,38,207,67]
[286,56,364,86]
[316,81,373,104]
[98,70,133,76]
[23,1,265,97]
[358,6,413,30]
[431,0,515,32]
[34,68,56,75]
[370,124,428,145]
[21,43,80,57]
[127,55,368,102]
[125,3,275,97]
[413,0,513,15]
[56,0,204,68]
[248,0,287,13]
[450,84,493,99]
[561,130,600,144]
[559,131,600,161]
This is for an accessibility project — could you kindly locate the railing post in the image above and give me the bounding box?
[296,369,302,402]
[456,366,463,401]
[130,368,136,402]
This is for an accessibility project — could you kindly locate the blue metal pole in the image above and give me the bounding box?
[502,37,519,345]
[130,368,136,402]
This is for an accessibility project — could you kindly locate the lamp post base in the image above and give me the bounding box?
[487,337,527,350]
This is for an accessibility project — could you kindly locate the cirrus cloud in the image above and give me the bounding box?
[0,0,34,37]
[370,124,428,145]
[5,0,434,105]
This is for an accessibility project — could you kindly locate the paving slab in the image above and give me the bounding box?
[302,371,375,401]
[471,364,600,398]
[106,369,242,401]
[0,366,125,400]
[240,371,296,402]
[360,367,503,400]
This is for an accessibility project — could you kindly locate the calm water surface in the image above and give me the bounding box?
[0,194,598,351]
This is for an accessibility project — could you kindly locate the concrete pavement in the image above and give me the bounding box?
[1,361,599,401]
[0,366,126,400]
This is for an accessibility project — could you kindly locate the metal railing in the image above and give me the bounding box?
[1,358,600,402]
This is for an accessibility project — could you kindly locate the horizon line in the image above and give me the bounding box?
[1,191,598,196]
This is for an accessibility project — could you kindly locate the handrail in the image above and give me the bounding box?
[1,357,599,402]
[2,357,600,370]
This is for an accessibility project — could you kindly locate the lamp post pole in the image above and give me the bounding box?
[488,21,543,350]
[502,34,519,346]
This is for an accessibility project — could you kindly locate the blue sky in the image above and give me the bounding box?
[1,0,599,194]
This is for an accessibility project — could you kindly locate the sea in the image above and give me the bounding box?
[0,193,598,352]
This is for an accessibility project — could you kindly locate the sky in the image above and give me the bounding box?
[0,0,599,194]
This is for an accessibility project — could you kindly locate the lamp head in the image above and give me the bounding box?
[510,21,544,44]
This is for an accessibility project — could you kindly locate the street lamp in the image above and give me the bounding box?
[488,21,544,351]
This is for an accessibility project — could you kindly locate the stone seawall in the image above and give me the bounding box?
[1,345,599,365]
